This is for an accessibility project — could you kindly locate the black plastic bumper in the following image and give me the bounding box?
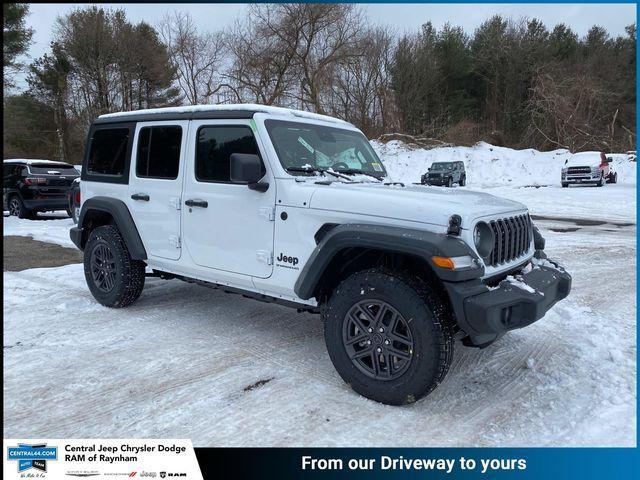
[70,226,84,250]
[24,198,68,211]
[444,257,571,347]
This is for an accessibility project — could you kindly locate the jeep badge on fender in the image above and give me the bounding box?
[276,253,298,266]
[70,104,571,406]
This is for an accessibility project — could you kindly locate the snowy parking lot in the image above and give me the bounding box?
[3,143,637,447]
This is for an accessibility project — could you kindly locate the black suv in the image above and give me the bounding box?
[3,159,79,218]
[421,161,466,187]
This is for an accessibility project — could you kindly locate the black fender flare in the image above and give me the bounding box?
[294,223,483,300]
[70,196,147,260]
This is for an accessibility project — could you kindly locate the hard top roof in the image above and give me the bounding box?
[95,103,353,126]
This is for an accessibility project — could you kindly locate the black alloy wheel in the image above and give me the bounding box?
[90,243,117,293]
[342,300,414,381]
[9,197,22,217]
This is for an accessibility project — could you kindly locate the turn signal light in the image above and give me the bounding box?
[431,255,475,270]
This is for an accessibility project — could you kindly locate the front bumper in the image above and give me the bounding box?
[424,177,449,185]
[444,255,571,347]
[563,173,601,183]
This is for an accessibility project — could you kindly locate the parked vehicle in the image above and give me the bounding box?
[68,177,81,223]
[421,161,466,187]
[3,159,80,218]
[561,152,617,187]
[70,105,571,405]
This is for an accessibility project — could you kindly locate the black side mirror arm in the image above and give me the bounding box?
[248,182,269,192]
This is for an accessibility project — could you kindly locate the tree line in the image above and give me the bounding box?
[3,3,636,163]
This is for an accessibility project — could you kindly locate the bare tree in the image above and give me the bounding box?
[159,12,226,104]
[330,26,396,136]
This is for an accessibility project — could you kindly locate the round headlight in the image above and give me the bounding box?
[473,222,494,258]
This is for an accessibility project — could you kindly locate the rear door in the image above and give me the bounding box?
[127,121,188,261]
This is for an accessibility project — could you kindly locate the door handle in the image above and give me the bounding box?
[131,193,150,201]
[185,199,208,208]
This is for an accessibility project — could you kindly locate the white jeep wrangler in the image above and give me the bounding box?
[70,104,571,405]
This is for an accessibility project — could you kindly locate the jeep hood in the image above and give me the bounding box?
[308,183,527,229]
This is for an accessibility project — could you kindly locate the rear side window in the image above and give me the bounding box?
[136,126,182,179]
[87,128,130,176]
[196,126,262,183]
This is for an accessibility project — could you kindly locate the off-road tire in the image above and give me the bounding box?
[322,268,454,405]
[8,195,34,219]
[84,225,145,308]
[459,175,466,186]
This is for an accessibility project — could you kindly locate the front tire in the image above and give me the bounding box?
[323,269,454,405]
[459,175,466,186]
[446,177,453,187]
[561,182,569,188]
[84,225,145,308]
[597,174,605,187]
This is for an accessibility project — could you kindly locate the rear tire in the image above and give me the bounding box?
[84,225,145,308]
[9,195,34,219]
[322,269,454,405]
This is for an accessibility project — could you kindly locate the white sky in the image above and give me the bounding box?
[14,3,637,90]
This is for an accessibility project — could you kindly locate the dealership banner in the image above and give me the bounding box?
[3,439,202,479]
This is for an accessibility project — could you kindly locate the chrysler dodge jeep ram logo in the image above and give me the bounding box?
[7,443,58,472]
[276,253,299,269]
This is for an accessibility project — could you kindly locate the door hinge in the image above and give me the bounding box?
[258,206,276,221]
[169,197,181,210]
[256,250,273,265]
[169,235,181,248]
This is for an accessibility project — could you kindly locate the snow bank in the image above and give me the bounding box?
[372,140,636,188]
[3,215,76,248]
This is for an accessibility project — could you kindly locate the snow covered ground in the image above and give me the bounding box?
[374,140,636,222]
[3,142,637,447]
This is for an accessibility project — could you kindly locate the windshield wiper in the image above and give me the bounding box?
[332,168,384,182]
[286,166,353,182]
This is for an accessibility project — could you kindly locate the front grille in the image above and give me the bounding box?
[487,214,532,267]
[567,166,591,174]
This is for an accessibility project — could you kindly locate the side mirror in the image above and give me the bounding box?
[230,153,268,192]
[606,157,613,163]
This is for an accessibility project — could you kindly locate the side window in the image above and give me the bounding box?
[87,128,130,176]
[136,126,182,180]
[196,125,263,183]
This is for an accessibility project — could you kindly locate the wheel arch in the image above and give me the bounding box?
[294,223,483,302]
[72,196,147,260]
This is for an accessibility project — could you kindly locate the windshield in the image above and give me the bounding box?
[265,120,386,179]
[430,163,453,171]
[29,164,79,175]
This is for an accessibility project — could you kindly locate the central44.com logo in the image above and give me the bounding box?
[6,444,58,473]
